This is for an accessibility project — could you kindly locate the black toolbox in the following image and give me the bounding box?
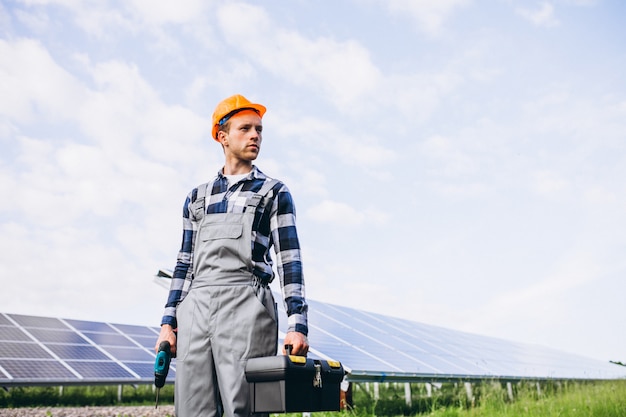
[245,353,345,413]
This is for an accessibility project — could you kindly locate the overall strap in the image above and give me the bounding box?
[246,178,280,213]
[190,182,209,221]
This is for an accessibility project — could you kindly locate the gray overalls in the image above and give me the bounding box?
[175,180,279,417]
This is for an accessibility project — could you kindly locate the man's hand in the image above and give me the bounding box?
[155,324,178,357]
[282,331,309,356]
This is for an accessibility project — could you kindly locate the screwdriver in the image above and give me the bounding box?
[154,340,171,409]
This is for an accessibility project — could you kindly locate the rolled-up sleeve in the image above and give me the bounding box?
[161,191,197,328]
[270,185,308,335]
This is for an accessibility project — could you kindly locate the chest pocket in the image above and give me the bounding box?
[200,223,243,241]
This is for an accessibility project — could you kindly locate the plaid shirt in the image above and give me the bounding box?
[161,166,308,335]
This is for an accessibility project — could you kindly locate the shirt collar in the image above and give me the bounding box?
[217,165,266,181]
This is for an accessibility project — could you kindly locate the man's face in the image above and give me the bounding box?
[220,110,263,162]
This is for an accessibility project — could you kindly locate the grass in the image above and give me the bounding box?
[342,379,626,417]
[463,380,626,417]
[0,384,174,408]
[2,379,625,416]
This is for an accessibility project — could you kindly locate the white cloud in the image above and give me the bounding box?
[379,70,465,124]
[0,219,167,325]
[272,113,396,172]
[584,186,617,205]
[420,135,479,177]
[16,0,134,40]
[217,3,383,113]
[14,7,50,33]
[76,7,132,40]
[516,2,560,27]
[431,181,490,198]
[0,39,88,123]
[185,62,258,107]
[461,250,605,339]
[72,59,210,166]
[330,132,396,168]
[293,169,329,199]
[380,0,470,35]
[127,0,209,25]
[531,169,570,195]
[562,0,598,5]
[214,3,468,124]
[305,200,388,227]
[0,35,212,321]
[415,134,496,198]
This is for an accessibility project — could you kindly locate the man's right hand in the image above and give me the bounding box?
[155,324,178,357]
[283,331,309,356]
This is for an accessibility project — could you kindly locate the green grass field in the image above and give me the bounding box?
[2,379,625,416]
[343,379,626,417]
[455,380,626,417]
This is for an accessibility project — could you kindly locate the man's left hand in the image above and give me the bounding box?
[283,331,309,356]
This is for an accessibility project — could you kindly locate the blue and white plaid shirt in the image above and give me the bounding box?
[161,166,308,335]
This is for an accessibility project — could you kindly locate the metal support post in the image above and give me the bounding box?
[404,383,411,406]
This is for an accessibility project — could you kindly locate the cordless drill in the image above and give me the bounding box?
[154,340,171,408]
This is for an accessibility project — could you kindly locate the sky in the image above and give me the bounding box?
[1,0,625,364]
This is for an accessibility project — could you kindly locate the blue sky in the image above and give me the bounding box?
[1,0,625,364]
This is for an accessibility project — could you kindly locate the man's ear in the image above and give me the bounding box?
[217,130,228,145]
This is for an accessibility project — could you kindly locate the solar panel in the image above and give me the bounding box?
[10,314,67,329]
[0,326,32,342]
[0,342,50,359]
[114,323,159,337]
[131,335,161,350]
[276,295,626,382]
[2,288,626,387]
[0,313,173,386]
[102,346,154,362]
[65,319,116,333]
[0,359,77,380]
[80,332,136,346]
[27,328,86,344]
[68,361,136,379]
[123,361,158,379]
[47,344,110,361]
[0,315,13,326]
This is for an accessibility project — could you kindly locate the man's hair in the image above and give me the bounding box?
[217,119,231,138]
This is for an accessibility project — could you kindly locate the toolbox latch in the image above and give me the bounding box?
[313,363,322,388]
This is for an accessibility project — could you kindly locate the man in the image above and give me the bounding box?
[155,94,309,417]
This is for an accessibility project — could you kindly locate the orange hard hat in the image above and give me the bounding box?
[211,94,266,140]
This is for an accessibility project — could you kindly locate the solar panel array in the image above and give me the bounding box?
[0,313,174,386]
[2,292,625,387]
[276,296,626,382]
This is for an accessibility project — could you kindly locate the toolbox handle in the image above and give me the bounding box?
[285,343,308,358]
